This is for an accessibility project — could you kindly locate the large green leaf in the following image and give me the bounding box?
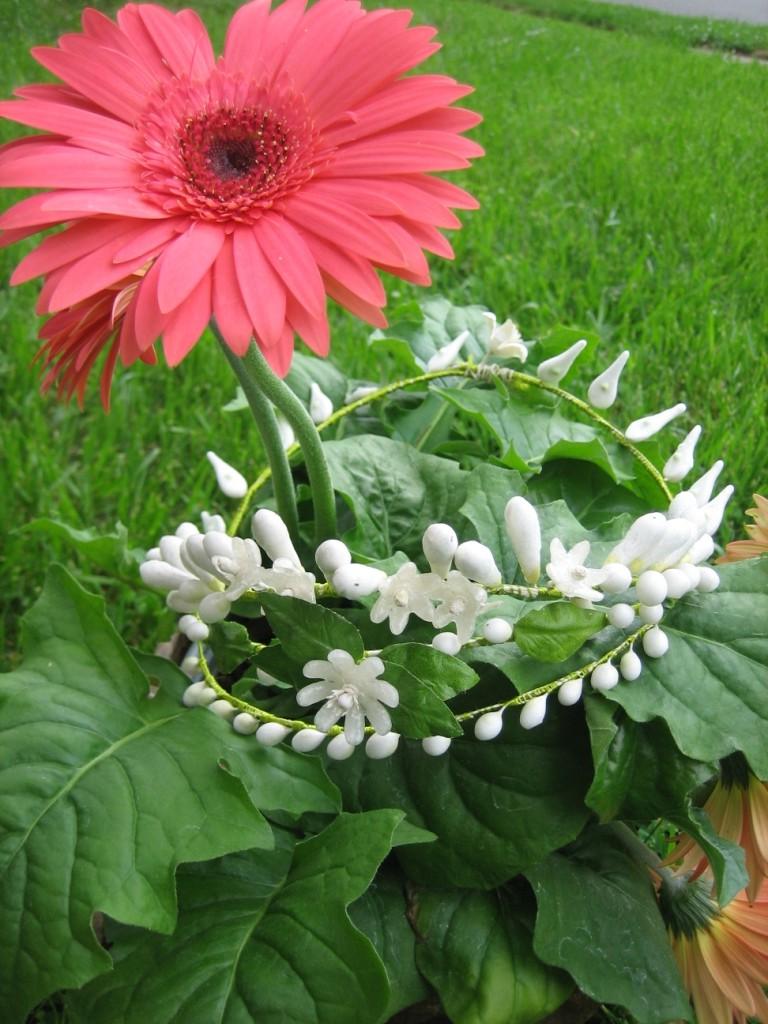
[0,567,273,1022]
[606,560,768,779]
[349,866,430,1019]
[382,657,462,739]
[415,887,572,1024]
[526,827,692,1024]
[258,593,365,663]
[515,603,606,663]
[368,296,490,375]
[331,708,592,888]
[381,643,479,700]
[526,460,651,530]
[20,517,144,574]
[584,700,746,905]
[324,435,469,560]
[71,812,402,1024]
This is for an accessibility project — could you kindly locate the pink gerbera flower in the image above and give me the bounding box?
[0,0,482,405]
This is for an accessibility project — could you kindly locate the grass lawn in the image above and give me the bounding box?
[1,0,766,669]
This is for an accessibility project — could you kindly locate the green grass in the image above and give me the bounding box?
[1,0,767,669]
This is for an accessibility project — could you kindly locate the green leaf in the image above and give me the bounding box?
[606,560,768,778]
[0,566,272,1022]
[285,351,349,410]
[331,707,592,888]
[584,700,747,905]
[71,812,403,1024]
[349,866,430,1019]
[526,826,692,1024]
[381,657,463,739]
[324,435,468,560]
[515,603,606,663]
[381,643,479,700]
[416,887,573,1024]
[207,619,257,674]
[369,295,490,374]
[20,517,144,574]
[526,460,651,530]
[534,324,600,365]
[258,592,365,663]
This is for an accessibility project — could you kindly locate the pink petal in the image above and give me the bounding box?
[212,237,254,357]
[222,0,270,79]
[232,227,286,350]
[327,132,479,177]
[279,0,364,91]
[115,6,178,81]
[260,326,295,377]
[132,258,168,352]
[11,219,135,284]
[302,229,386,307]
[255,215,326,319]
[113,219,186,263]
[0,190,164,230]
[394,218,454,259]
[322,273,388,328]
[0,99,136,153]
[136,6,215,80]
[260,0,308,80]
[283,192,405,267]
[399,107,484,135]
[31,45,156,123]
[285,295,329,357]
[405,174,480,211]
[46,233,150,312]
[162,270,212,366]
[156,222,224,314]
[0,141,139,188]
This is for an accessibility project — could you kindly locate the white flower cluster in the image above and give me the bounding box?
[140,508,315,642]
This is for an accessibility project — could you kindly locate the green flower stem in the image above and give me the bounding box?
[242,340,337,543]
[234,579,562,603]
[455,623,653,721]
[214,327,300,541]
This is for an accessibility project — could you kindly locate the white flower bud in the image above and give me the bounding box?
[679,563,701,588]
[696,566,720,593]
[250,508,301,567]
[474,711,504,740]
[557,678,583,706]
[454,541,502,586]
[203,532,234,561]
[689,460,724,506]
[482,618,513,644]
[432,632,462,656]
[315,539,352,579]
[625,403,687,442]
[638,604,664,625]
[587,350,629,409]
[663,426,702,483]
[181,654,200,676]
[309,381,334,424]
[636,570,668,605]
[537,339,587,384]
[291,729,327,752]
[201,511,227,533]
[619,649,642,681]
[208,699,236,719]
[365,732,400,759]
[644,519,700,572]
[198,591,232,624]
[232,712,259,735]
[486,316,528,361]
[422,523,459,578]
[256,722,291,746]
[422,735,452,756]
[600,563,633,594]
[426,330,469,371]
[326,733,357,760]
[182,681,208,707]
[332,563,387,598]
[606,512,667,570]
[206,450,247,499]
[146,546,161,561]
[175,521,200,539]
[663,568,691,599]
[591,662,619,691]
[642,627,669,658]
[684,534,715,565]
[159,534,185,569]
[179,616,209,642]
[668,491,700,519]
[520,694,548,728]
[140,560,191,591]
[607,603,635,629]
[276,413,295,450]
[701,485,734,536]
[504,497,541,584]
[347,385,378,404]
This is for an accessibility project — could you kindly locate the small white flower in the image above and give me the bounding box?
[426,330,469,371]
[422,735,452,756]
[482,312,528,361]
[431,570,487,643]
[624,403,686,442]
[332,563,387,599]
[206,450,248,499]
[370,562,438,635]
[296,649,399,746]
[558,678,583,706]
[474,711,504,740]
[422,522,459,578]
[315,539,351,579]
[701,485,734,536]
[454,541,502,586]
[537,339,587,384]
[689,460,724,506]
[309,381,334,424]
[546,539,608,602]
[587,350,629,410]
[520,694,548,729]
[663,426,702,483]
[605,512,667,572]
[251,509,301,567]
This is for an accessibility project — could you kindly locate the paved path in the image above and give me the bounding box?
[595,0,768,23]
